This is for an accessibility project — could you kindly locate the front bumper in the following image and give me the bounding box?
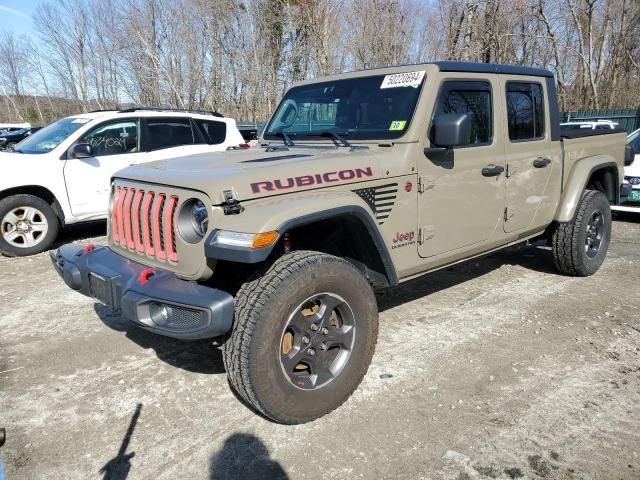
[50,244,234,340]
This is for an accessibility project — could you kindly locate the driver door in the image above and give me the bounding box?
[417,78,506,259]
[64,118,142,217]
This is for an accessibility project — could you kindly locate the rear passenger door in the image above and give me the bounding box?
[141,117,229,159]
[503,80,562,233]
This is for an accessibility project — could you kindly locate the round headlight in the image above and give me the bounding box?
[178,199,209,243]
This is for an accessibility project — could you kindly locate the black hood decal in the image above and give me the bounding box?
[242,154,314,164]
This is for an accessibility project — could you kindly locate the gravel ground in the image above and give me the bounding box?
[1,215,639,480]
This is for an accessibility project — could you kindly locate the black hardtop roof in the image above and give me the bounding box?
[337,61,554,79]
[432,61,554,78]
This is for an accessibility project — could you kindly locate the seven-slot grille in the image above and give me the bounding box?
[111,186,179,263]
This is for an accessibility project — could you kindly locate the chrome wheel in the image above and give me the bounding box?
[280,292,356,390]
[1,206,49,248]
[585,209,604,258]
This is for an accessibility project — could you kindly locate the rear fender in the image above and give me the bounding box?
[555,157,619,222]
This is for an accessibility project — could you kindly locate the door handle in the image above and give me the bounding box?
[481,165,505,177]
[533,157,551,168]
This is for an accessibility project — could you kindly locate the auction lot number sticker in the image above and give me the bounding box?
[380,71,425,89]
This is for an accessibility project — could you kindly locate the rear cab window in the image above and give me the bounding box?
[506,82,545,141]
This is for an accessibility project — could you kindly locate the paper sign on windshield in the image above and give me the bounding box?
[380,71,425,89]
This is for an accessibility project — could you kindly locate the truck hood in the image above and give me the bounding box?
[114,145,399,204]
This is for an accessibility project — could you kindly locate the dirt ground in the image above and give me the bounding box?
[1,215,639,480]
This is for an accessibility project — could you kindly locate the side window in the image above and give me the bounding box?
[506,82,545,141]
[432,81,493,146]
[81,119,139,157]
[145,117,194,151]
[194,119,227,145]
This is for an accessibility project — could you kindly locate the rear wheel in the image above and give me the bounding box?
[223,251,378,424]
[551,189,611,276]
[0,194,59,256]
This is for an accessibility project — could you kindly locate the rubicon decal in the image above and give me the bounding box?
[251,167,373,194]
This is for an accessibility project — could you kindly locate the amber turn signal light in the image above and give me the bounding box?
[252,231,279,249]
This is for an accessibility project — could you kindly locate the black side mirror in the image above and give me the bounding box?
[72,143,93,158]
[431,113,472,148]
[424,113,471,155]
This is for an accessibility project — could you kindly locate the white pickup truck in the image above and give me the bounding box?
[0,108,245,256]
[612,128,640,213]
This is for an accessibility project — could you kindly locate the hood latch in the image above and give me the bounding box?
[222,190,242,215]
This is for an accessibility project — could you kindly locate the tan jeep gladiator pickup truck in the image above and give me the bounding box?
[51,62,633,424]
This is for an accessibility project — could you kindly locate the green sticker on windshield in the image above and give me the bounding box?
[389,120,406,131]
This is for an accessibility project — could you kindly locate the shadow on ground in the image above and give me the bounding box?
[95,242,559,374]
[612,211,640,224]
[378,241,557,312]
[209,433,288,479]
[54,220,107,247]
[100,403,142,480]
[94,305,225,375]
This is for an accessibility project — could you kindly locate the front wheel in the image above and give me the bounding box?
[0,194,59,256]
[551,189,612,276]
[223,251,379,424]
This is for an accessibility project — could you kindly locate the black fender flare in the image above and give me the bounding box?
[205,205,398,285]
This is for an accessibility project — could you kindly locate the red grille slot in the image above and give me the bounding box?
[122,188,136,249]
[142,192,154,256]
[111,186,121,242]
[164,196,179,262]
[131,190,144,253]
[152,194,166,261]
[110,186,179,263]
[116,187,126,247]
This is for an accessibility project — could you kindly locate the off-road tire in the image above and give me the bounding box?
[223,250,378,424]
[552,189,611,276]
[0,194,59,257]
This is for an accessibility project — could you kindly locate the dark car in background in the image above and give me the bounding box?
[0,127,41,150]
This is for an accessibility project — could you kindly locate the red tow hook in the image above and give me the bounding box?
[138,267,155,285]
[76,243,95,256]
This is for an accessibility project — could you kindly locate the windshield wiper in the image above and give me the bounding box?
[306,131,352,148]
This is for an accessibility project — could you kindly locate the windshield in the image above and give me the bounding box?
[15,117,89,154]
[3,128,29,136]
[263,71,426,141]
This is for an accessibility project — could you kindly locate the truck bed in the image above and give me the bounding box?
[560,125,627,139]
